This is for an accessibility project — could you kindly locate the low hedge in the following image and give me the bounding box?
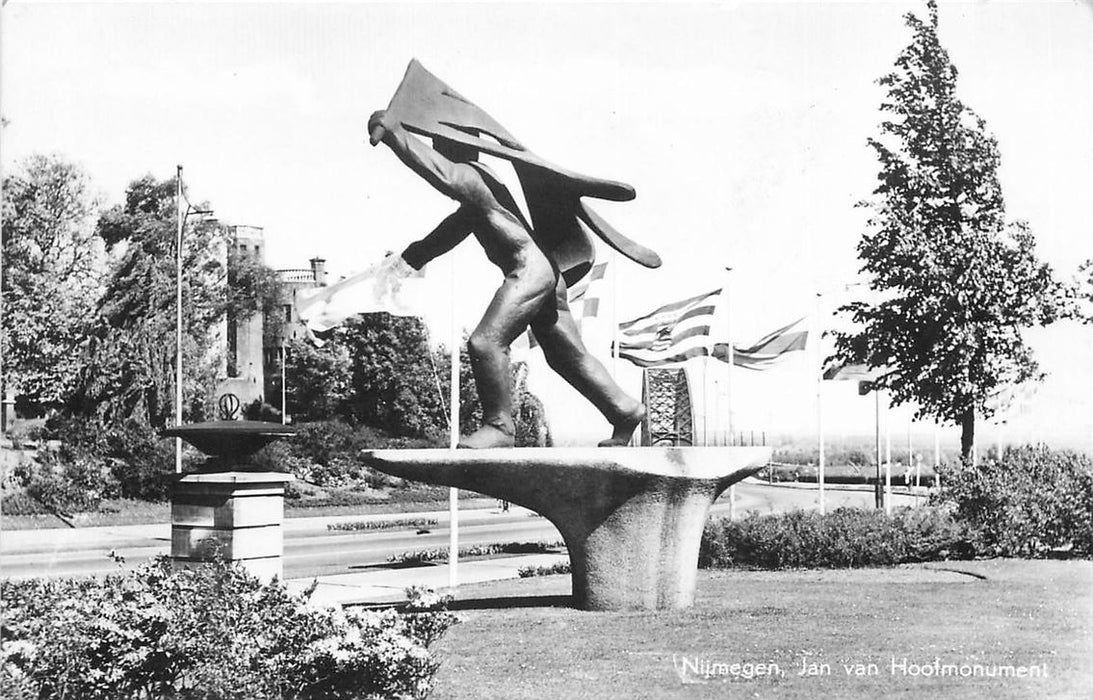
[933,445,1093,557]
[699,506,975,570]
[0,557,456,699]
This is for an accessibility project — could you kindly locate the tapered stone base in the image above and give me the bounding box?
[171,471,294,584]
[361,447,770,611]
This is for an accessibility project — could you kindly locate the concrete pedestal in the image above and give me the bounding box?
[171,471,294,583]
[361,446,770,611]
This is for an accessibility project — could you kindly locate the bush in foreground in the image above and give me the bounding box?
[699,506,975,570]
[1,557,456,699]
[934,445,1093,557]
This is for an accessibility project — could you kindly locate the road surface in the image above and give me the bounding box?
[0,480,923,581]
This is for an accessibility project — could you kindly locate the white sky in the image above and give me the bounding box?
[3,1,1091,451]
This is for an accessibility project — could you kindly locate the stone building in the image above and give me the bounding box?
[214,226,327,418]
[216,225,267,410]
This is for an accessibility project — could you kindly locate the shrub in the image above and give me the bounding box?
[388,541,564,566]
[38,415,174,502]
[0,491,51,516]
[518,561,572,578]
[0,556,456,700]
[934,445,1093,557]
[699,506,975,569]
[260,421,442,488]
[243,399,283,423]
[22,450,117,514]
[328,518,439,532]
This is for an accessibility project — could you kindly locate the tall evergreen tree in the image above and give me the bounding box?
[832,0,1065,460]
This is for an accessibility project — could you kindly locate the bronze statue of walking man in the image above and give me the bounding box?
[369,110,646,448]
[367,60,661,449]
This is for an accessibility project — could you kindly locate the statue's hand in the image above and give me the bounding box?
[371,251,417,310]
[368,110,392,146]
[382,250,416,278]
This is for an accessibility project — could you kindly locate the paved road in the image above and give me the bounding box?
[0,480,923,581]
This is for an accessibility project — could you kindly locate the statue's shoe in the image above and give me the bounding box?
[458,423,516,449]
[598,404,646,447]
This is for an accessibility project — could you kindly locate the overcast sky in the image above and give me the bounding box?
[3,1,1091,451]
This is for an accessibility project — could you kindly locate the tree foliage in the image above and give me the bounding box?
[340,314,448,437]
[1,155,106,403]
[281,315,551,444]
[281,338,354,423]
[66,174,281,428]
[831,1,1066,458]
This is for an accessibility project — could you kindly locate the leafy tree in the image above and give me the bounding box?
[832,0,1066,460]
[1078,259,1093,322]
[339,314,448,437]
[511,361,552,447]
[282,316,550,444]
[67,175,281,428]
[282,338,353,422]
[1,155,105,404]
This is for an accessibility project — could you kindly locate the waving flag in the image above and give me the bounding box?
[295,254,426,338]
[712,316,808,370]
[614,289,721,368]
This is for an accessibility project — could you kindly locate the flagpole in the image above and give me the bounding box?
[934,422,941,490]
[725,268,734,445]
[448,258,460,590]
[280,344,287,425]
[884,395,892,516]
[175,165,184,474]
[724,268,735,517]
[815,291,825,515]
[907,416,913,499]
[874,387,883,509]
[611,250,619,381]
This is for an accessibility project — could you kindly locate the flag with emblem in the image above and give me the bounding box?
[614,288,721,368]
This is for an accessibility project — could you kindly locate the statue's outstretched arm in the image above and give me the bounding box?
[402,207,474,270]
[369,110,484,206]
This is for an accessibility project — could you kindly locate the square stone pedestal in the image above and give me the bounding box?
[171,471,294,583]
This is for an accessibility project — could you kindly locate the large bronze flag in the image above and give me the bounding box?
[376,59,661,284]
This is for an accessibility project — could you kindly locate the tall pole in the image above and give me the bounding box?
[934,422,941,490]
[725,268,736,518]
[280,344,287,425]
[908,417,915,496]
[0,0,6,439]
[175,166,184,474]
[611,250,620,381]
[725,268,734,445]
[448,259,460,589]
[884,396,892,516]
[874,387,883,508]
[815,292,825,515]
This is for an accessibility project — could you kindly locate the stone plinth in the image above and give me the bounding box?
[171,471,294,583]
[361,446,770,611]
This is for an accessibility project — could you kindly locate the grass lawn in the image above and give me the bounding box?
[430,559,1093,699]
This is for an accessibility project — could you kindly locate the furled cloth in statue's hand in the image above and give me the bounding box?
[295,253,425,341]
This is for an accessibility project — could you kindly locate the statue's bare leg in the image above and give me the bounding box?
[461,259,555,449]
[532,282,645,447]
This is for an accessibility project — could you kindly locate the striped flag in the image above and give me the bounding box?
[822,361,890,394]
[614,289,721,368]
[711,316,809,370]
[822,362,884,381]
